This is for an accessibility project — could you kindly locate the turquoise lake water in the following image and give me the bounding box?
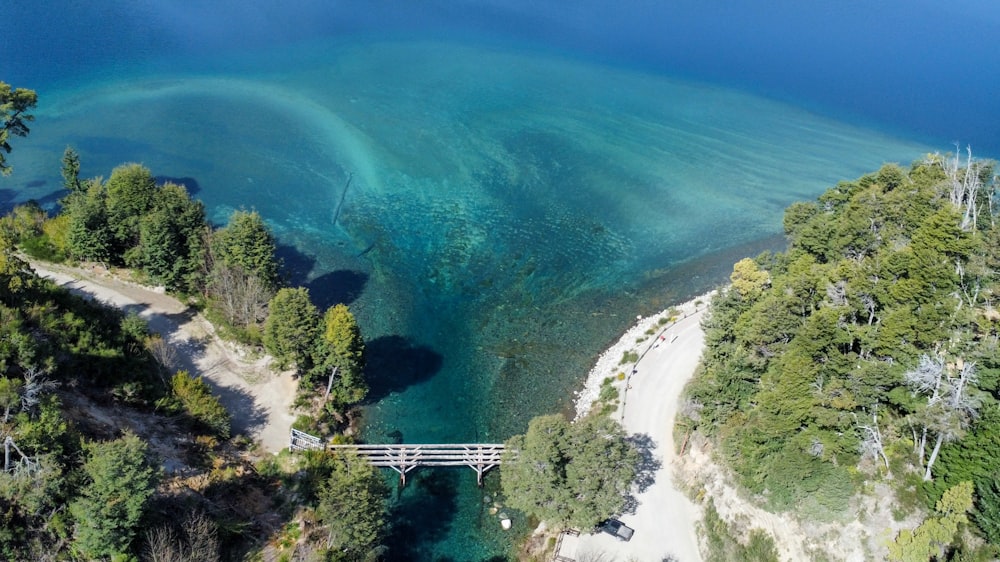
[1,39,932,560]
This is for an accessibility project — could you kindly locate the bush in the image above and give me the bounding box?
[171,371,231,439]
[19,234,63,261]
[619,351,639,364]
[292,414,319,434]
[701,500,779,562]
[598,379,619,403]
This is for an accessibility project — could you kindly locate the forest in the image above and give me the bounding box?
[1,82,387,560]
[684,151,1000,560]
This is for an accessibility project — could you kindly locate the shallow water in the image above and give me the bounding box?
[2,40,930,559]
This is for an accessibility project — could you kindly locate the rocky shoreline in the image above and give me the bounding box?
[573,290,716,420]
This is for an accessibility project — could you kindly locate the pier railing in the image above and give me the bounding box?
[290,429,505,485]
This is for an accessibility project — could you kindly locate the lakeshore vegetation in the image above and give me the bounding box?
[6,75,999,562]
[0,82,387,560]
[684,153,1000,560]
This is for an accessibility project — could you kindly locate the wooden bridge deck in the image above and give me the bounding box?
[290,429,505,485]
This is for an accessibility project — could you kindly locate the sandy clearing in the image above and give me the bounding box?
[29,260,297,453]
[571,295,711,562]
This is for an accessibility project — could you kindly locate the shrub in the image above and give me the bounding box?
[171,371,231,439]
[701,500,779,562]
[598,380,620,403]
[293,414,318,434]
[619,351,639,364]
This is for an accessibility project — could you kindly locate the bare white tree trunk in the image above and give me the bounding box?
[924,432,945,481]
[918,427,927,468]
[906,356,981,481]
[324,366,339,401]
[857,405,890,472]
[944,145,987,231]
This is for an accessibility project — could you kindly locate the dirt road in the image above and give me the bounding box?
[30,261,297,453]
[571,297,708,562]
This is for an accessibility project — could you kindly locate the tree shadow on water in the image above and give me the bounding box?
[364,335,443,404]
[274,243,369,308]
[622,433,662,515]
[154,175,201,196]
[0,186,68,214]
[306,269,368,308]
[275,243,316,287]
[383,469,459,560]
[0,189,14,212]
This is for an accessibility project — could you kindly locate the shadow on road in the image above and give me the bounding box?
[623,432,662,515]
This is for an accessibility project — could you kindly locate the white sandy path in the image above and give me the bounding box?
[29,261,297,453]
[572,298,709,562]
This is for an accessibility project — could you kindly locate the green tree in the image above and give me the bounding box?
[562,415,642,528]
[69,432,160,559]
[61,146,82,192]
[310,303,367,405]
[170,371,231,439]
[104,163,157,253]
[889,481,974,562]
[136,183,207,291]
[315,451,389,558]
[923,402,1000,507]
[502,414,638,529]
[974,475,1000,545]
[0,238,34,304]
[64,180,112,263]
[263,287,320,370]
[0,82,38,175]
[211,210,279,289]
[0,201,45,242]
[730,258,769,302]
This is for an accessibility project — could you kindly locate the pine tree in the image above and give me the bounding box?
[263,287,320,370]
[0,82,38,175]
[69,432,160,558]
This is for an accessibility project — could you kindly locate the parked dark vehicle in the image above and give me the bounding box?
[596,518,634,542]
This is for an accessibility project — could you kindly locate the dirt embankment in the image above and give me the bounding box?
[30,261,297,453]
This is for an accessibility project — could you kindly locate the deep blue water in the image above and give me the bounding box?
[2,2,995,560]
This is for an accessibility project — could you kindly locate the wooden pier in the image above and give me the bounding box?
[290,429,505,485]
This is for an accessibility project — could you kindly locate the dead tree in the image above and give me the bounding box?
[323,366,339,402]
[20,366,57,415]
[905,355,981,481]
[4,435,37,473]
[943,145,991,232]
[206,262,271,327]
[856,404,890,473]
[905,355,945,468]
